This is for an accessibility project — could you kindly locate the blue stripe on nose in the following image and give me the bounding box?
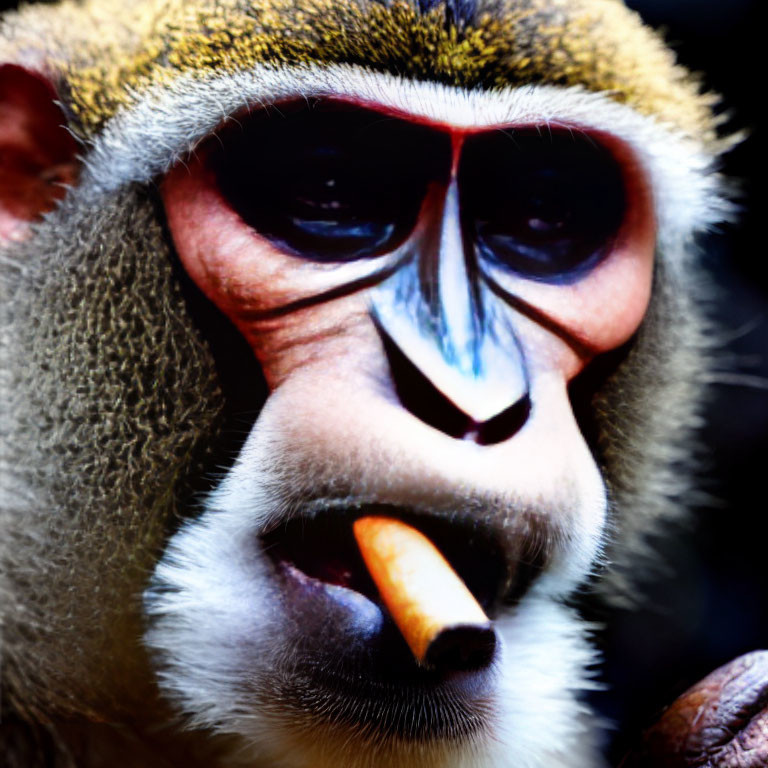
[370,179,528,424]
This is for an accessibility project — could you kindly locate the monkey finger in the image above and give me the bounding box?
[620,650,768,768]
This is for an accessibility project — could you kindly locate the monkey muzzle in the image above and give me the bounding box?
[260,507,537,674]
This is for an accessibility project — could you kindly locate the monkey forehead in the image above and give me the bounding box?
[5,0,716,141]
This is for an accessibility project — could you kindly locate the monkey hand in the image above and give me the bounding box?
[620,651,768,768]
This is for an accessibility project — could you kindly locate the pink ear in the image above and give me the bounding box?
[0,64,79,244]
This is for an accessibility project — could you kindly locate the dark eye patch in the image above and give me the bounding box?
[211,101,452,262]
[210,103,628,281]
[459,129,627,283]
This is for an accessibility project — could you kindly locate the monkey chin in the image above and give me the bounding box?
[263,553,498,739]
[144,495,603,766]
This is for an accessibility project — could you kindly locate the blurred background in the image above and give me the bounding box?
[1,0,764,763]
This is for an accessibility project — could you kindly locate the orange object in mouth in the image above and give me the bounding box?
[353,516,496,670]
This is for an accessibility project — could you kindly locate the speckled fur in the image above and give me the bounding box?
[0,186,225,720]
[2,0,717,140]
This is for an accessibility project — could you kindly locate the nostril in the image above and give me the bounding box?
[382,330,470,438]
[474,395,530,446]
[381,330,530,445]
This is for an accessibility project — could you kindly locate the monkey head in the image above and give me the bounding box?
[0,2,734,767]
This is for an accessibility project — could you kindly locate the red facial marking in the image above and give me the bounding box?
[483,131,656,364]
[163,103,655,394]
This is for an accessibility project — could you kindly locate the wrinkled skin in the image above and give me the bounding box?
[622,652,768,768]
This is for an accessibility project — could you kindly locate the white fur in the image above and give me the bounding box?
[146,449,605,768]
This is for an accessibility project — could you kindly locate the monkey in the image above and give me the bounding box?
[0,0,760,766]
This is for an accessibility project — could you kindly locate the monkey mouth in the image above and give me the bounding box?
[261,508,542,656]
[258,509,546,739]
[262,509,520,615]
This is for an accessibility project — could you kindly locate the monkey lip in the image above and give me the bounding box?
[262,506,544,682]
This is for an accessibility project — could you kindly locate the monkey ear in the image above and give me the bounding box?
[0,64,79,244]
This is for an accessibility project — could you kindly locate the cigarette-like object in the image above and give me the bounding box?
[353,516,495,669]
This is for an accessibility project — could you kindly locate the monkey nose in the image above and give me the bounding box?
[371,272,528,427]
[370,179,528,427]
[380,325,531,443]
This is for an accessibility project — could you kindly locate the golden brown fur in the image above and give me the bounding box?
[2,0,716,138]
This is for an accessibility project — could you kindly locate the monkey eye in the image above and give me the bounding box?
[459,129,627,283]
[211,103,451,262]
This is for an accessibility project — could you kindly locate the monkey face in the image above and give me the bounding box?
[149,84,657,764]
[1,2,732,767]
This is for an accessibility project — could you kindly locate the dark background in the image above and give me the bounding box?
[590,0,767,762]
[1,0,764,763]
